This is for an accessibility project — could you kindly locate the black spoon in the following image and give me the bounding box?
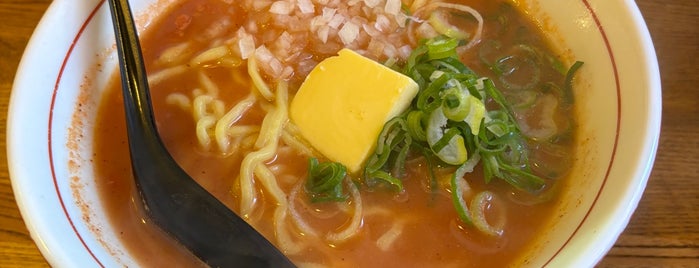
[106,0,295,267]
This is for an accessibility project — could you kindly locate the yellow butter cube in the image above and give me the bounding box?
[290,49,418,173]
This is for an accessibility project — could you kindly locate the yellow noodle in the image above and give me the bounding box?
[212,99,225,118]
[254,164,287,206]
[195,115,217,150]
[218,56,243,68]
[273,206,304,254]
[192,88,205,97]
[228,125,260,136]
[326,179,363,244]
[364,207,391,216]
[148,65,187,86]
[223,136,245,154]
[247,56,275,101]
[193,95,214,121]
[228,127,260,150]
[240,134,258,150]
[254,164,306,254]
[190,45,230,66]
[157,42,191,65]
[278,173,299,186]
[376,220,405,251]
[255,82,288,149]
[238,83,288,217]
[198,70,220,97]
[214,93,256,153]
[281,128,315,157]
[288,180,319,237]
[192,95,225,121]
[238,140,277,217]
[165,93,191,110]
[258,96,276,113]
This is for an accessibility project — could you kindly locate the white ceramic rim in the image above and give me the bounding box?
[7,0,661,267]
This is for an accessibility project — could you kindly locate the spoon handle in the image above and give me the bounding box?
[107,0,295,267]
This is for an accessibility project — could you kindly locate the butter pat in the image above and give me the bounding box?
[290,49,418,173]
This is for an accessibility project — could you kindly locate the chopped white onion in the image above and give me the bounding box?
[367,38,385,56]
[274,31,294,60]
[362,23,381,37]
[204,18,231,40]
[348,0,362,6]
[281,66,294,78]
[245,20,258,33]
[317,25,330,43]
[398,45,412,59]
[364,0,382,8]
[255,45,284,77]
[224,0,415,80]
[322,7,336,21]
[338,21,360,45]
[385,0,401,16]
[310,16,325,31]
[269,1,294,15]
[416,22,439,39]
[395,12,409,27]
[239,34,256,59]
[374,14,391,32]
[252,0,272,11]
[328,13,345,29]
[255,45,274,63]
[297,0,315,14]
[383,43,397,58]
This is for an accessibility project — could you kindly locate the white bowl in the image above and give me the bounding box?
[7,0,660,267]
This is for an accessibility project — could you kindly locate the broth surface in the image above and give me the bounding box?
[94,0,574,266]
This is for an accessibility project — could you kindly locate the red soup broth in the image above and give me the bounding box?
[94,0,574,267]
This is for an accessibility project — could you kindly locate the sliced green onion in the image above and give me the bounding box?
[441,87,470,121]
[368,36,568,236]
[425,37,460,60]
[451,163,473,225]
[463,95,485,135]
[496,53,541,90]
[365,170,403,191]
[497,162,546,192]
[432,127,462,153]
[563,61,584,105]
[429,9,470,40]
[364,117,411,192]
[406,110,428,142]
[470,191,504,236]
[416,72,449,111]
[306,158,348,203]
[427,108,468,165]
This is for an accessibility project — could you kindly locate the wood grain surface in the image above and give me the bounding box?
[0,0,696,267]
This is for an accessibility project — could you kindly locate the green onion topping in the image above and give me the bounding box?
[306,158,348,203]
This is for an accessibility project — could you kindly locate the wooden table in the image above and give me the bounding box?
[0,0,696,267]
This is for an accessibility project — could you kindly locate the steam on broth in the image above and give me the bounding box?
[94,0,579,267]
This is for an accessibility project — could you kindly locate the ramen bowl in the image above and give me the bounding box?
[8,0,660,266]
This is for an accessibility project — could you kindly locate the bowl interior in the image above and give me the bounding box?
[8,0,660,266]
